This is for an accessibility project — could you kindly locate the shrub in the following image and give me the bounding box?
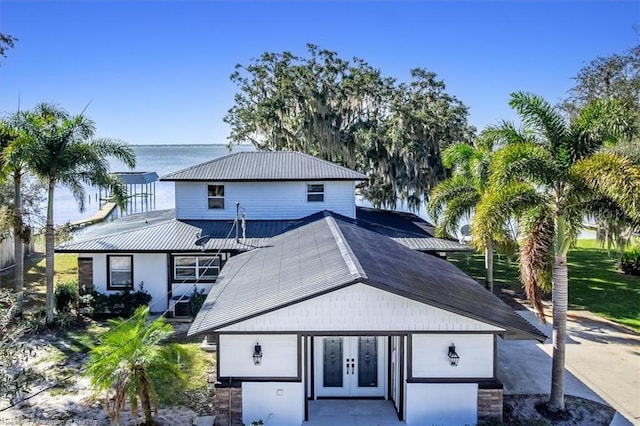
[190,288,207,317]
[55,280,79,313]
[80,283,152,318]
[618,246,640,276]
[54,312,76,329]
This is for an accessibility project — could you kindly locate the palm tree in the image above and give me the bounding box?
[15,103,135,323]
[474,92,640,411]
[86,307,186,425]
[0,120,28,316]
[428,135,511,291]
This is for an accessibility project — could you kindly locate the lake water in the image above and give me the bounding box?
[54,144,256,225]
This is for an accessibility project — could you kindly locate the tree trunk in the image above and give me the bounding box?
[484,240,494,292]
[140,375,154,425]
[13,170,24,316]
[549,211,570,411]
[45,180,55,324]
[549,254,568,410]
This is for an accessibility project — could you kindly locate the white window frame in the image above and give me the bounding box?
[173,255,221,282]
[307,183,325,202]
[207,184,225,209]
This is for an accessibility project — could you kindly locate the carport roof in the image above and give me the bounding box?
[189,211,546,341]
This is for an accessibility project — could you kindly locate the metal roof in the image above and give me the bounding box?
[355,207,472,252]
[56,208,471,253]
[114,172,159,185]
[56,215,296,253]
[160,151,367,182]
[189,211,545,341]
[56,210,471,253]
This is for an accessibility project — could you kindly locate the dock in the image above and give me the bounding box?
[69,202,117,228]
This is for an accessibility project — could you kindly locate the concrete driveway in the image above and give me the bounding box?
[498,309,640,425]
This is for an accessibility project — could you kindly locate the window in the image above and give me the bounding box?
[208,185,225,209]
[107,255,133,290]
[173,255,220,282]
[307,183,324,202]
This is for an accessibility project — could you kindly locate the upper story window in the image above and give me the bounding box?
[173,255,221,282]
[307,183,325,202]
[107,255,133,290]
[208,185,225,209]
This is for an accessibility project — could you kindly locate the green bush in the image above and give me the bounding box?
[80,284,152,318]
[190,288,207,317]
[55,280,79,313]
[618,246,640,276]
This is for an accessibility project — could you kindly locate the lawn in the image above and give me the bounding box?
[449,239,640,331]
[0,252,78,311]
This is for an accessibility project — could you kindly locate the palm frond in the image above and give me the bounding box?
[572,152,640,221]
[441,142,475,169]
[519,208,554,321]
[473,182,548,247]
[427,174,477,223]
[509,92,568,151]
[568,99,637,161]
[481,120,534,147]
[434,190,480,237]
[489,142,556,187]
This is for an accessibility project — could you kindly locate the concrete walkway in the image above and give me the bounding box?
[498,309,640,425]
[303,400,403,426]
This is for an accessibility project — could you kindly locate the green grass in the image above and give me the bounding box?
[449,239,640,331]
[154,341,216,410]
[0,252,78,312]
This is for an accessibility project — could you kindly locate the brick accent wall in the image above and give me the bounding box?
[214,385,242,426]
[477,387,503,423]
[78,258,93,291]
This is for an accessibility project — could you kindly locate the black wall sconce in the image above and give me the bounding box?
[253,342,263,366]
[448,344,460,366]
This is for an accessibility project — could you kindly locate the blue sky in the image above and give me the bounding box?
[1,1,638,145]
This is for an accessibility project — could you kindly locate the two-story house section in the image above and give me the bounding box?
[56,151,470,313]
[162,151,364,220]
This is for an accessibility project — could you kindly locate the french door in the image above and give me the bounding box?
[314,336,385,397]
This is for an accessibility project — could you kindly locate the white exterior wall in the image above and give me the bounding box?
[242,382,304,426]
[219,284,503,333]
[218,334,298,378]
[174,180,356,220]
[87,253,168,312]
[411,334,493,378]
[405,383,478,425]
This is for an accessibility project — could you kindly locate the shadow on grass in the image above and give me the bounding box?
[449,242,640,332]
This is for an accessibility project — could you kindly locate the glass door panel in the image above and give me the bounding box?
[323,337,343,388]
[357,336,378,388]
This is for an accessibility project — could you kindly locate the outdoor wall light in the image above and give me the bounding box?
[253,342,263,366]
[448,344,460,366]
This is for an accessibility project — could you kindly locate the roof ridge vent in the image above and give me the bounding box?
[324,214,366,279]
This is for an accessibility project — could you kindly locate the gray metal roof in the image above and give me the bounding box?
[160,151,367,182]
[56,215,296,253]
[56,207,472,253]
[355,207,472,252]
[189,211,546,341]
[114,172,159,185]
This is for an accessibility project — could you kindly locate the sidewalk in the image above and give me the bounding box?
[498,309,640,425]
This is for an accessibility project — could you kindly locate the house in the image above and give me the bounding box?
[55,151,542,425]
[56,151,470,313]
[188,211,544,426]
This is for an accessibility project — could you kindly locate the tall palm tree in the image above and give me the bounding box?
[428,135,510,290]
[86,307,186,425]
[15,103,135,323]
[474,92,640,410]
